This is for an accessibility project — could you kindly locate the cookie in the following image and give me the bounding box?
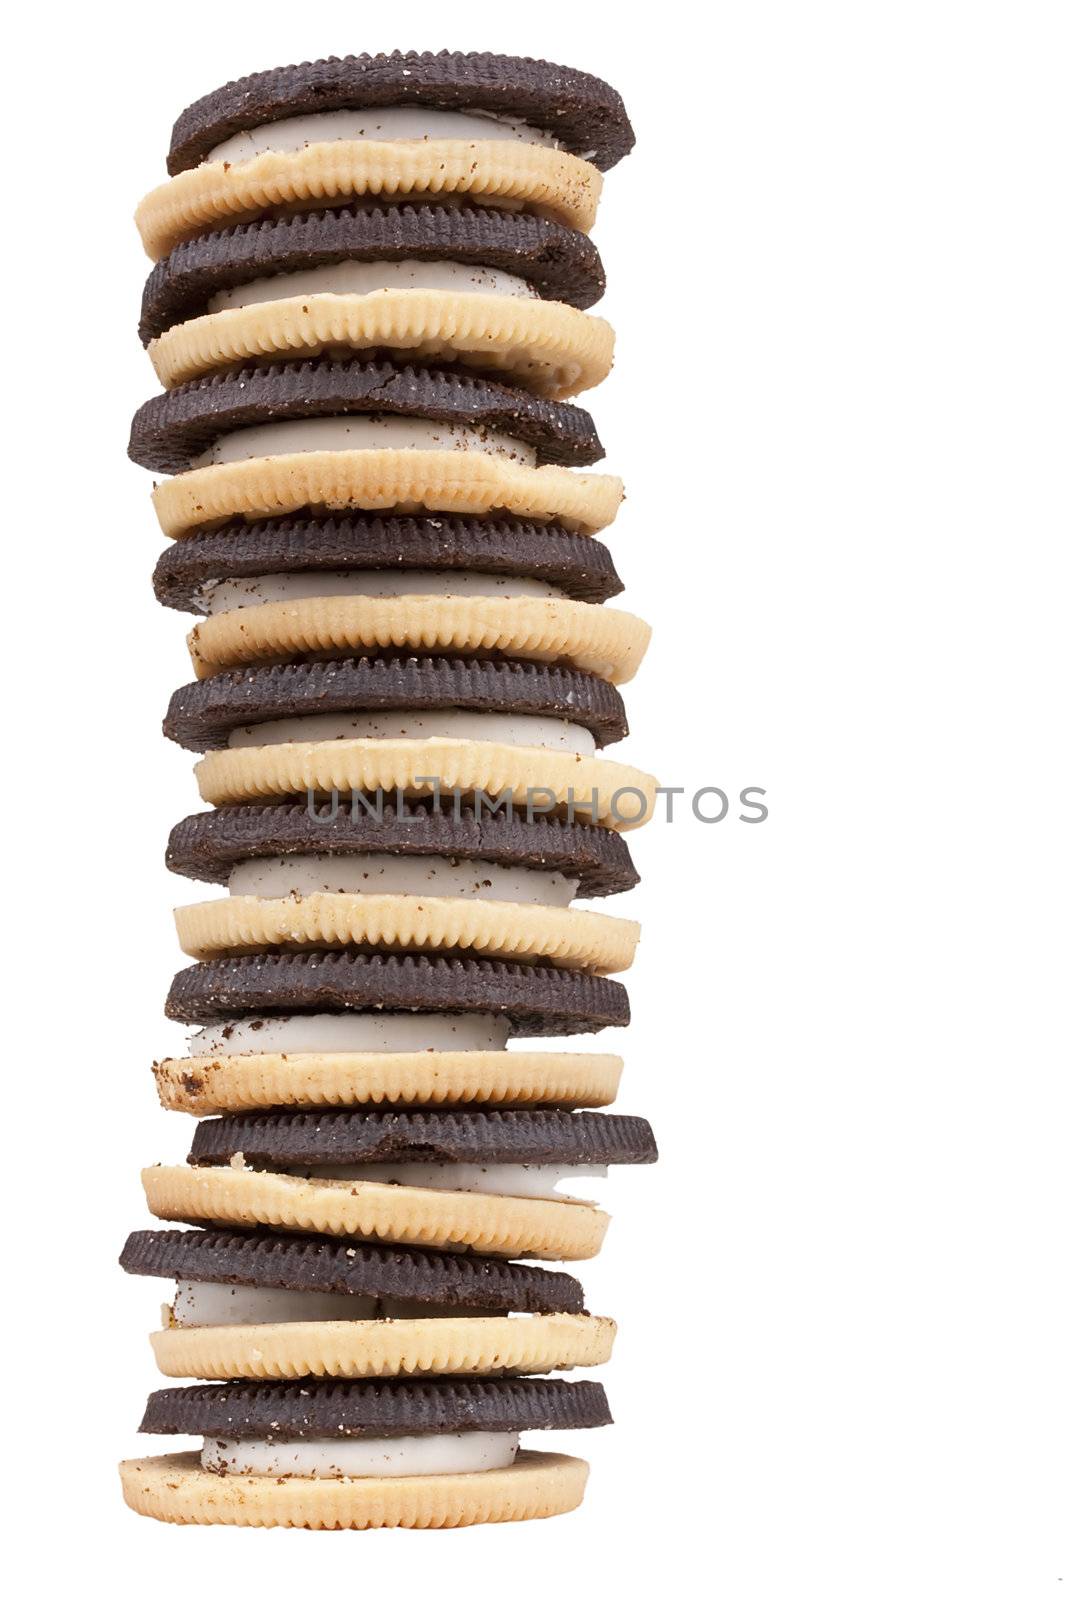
[165,952,631,1036]
[166,799,637,895]
[132,360,602,474]
[151,447,622,539]
[150,1313,614,1382]
[140,205,606,346]
[148,291,613,397]
[193,737,657,829]
[120,1448,588,1528]
[167,53,635,175]
[137,143,602,261]
[186,1108,657,1169]
[153,1049,624,1116]
[173,893,639,971]
[152,514,624,613]
[165,658,628,752]
[121,1226,584,1312]
[141,1163,611,1259]
[138,1375,611,1436]
[186,595,648,684]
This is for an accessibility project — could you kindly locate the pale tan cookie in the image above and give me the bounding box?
[195,737,658,828]
[150,1311,616,1380]
[153,1049,624,1114]
[188,593,650,683]
[135,141,603,259]
[150,291,613,398]
[142,1164,610,1260]
[153,451,623,538]
[120,1448,588,1528]
[174,893,640,972]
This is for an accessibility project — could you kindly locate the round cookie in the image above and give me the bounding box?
[185,594,649,681]
[147,288,613,395]
[152,514,624,613]
[121,1226,584,1312]
[141,1162,611,1259]
[130,359,605,473]
[151,450,623,539]
[164,658,628,752]
[166,52,636,175]
[120,1448,589,1528]
[164,952,631,1036]
[152,1050,624,1116]
[166,800,638,896]
[140,205,607,345]
[138,1375,611,1436]
[172,892,639,971]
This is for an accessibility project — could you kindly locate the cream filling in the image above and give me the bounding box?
[207,258,537,314]
[170,1279,492,1328]
[227,853,577,908]
[202,569,565,615]
[208,106,560,165]
[289,1162,608,1201]
[226,709,597,755]
[202,1431,520,1478]
[193,417,534,470]
[189,1011,511,1057]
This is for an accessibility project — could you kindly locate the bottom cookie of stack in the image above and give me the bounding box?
[120,1376,606,1528]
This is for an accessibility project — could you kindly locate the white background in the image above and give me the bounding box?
[5,2,1063,1594]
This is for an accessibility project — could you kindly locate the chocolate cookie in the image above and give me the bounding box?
[164,657,628,751]
[130,358,604,474]
[121,1227,584,1314]
[165,952,631,1035]
[152,514,624,614]
[140,1375,611,1438]
[187,1108,658,1169]
[140,205,606,344]
[166,801,639,898]
[168,52,635,176]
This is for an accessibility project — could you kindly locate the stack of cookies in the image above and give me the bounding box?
[121,49,657,1531]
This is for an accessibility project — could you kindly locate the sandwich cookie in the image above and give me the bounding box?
[140,204,607,347]
[152,513,625,614]
[142,1106,658,1259]
[169,656,656,827]
[121,1374,610,1527]
[138,360,624,539]
[122,1226,615,1379]
[157,950,628,1116]
[142,206,611,395]
[137,49,637,262]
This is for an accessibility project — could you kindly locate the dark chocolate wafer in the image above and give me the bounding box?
[120,1227,583,1313]
[165,952,630,1035]
[153,514,624,613]
[168,52,635,176]
[164,657,627,751]
[130,359,603,474]
[188,1108,658,1169]
[166,801,638,898]
[140,205,606,343]
[141,1375,611,1438]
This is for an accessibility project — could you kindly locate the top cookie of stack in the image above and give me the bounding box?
[123,50,655,1534]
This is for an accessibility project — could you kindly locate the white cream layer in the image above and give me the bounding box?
[292,1162,607,1200]
[171,1279,490,1327]
[194,417,533,470]
[226,709,596,755]
[227,853,577,908]
[201,1431,520,1478]
[202,569,565,615]
[208,106,559,165]
[207,258,537,315]
[189,1011,511,1057]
